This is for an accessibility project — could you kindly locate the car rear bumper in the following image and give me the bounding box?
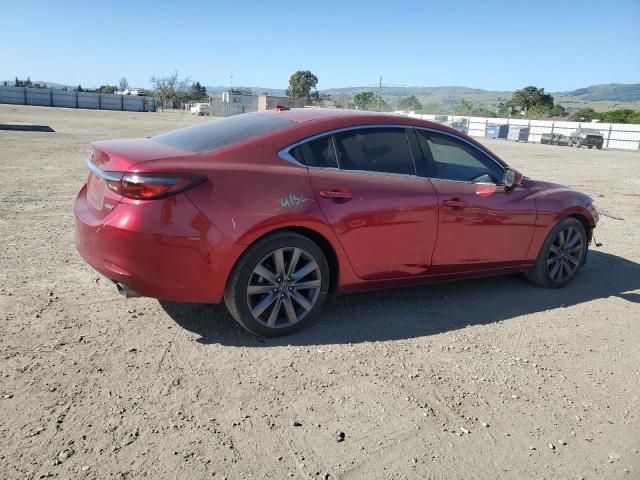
[74,184,225,303]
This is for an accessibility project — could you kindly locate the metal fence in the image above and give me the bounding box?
[0,86,156,112]
[406,113,640,151]
[209,101,258,117]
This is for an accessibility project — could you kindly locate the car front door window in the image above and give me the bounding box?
[417,130,503,183]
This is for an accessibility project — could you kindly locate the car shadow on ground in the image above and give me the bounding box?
[160,251,640,347]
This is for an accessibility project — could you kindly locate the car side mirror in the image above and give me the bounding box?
[503,168,523,190]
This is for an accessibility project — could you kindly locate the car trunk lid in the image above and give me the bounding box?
[85,138,193,217]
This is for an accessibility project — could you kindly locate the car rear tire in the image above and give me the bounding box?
[224,232,330,337]
[525,217,587,288]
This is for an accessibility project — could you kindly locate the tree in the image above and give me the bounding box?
[497,102,512,117]
[332,94,351,109]
[398,94,422,111]
[422,102,443,114]
[472,107,499,117]
[285,70,318,100]
[76,85,83,92]
[352,91,376,110]
[310,91,332,106]
[568,108,596,122]
[351,91,390,111]
[510,86,554,113]
[150,71,191,109]
[14,76,33,87]
[231,87,253,96]
[453,99,474,115]
[549,104,566,117]
[596,108,640,124]
[100,85,117,94]
[190,81,207,100]
[119,77,129,91]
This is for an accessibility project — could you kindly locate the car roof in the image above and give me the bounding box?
[259,107,449,133]
[264,107,404,123]
[261,107,483,144]
[261,108,508,167]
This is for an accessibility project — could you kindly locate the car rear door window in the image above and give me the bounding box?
[333,128,416,175]
[417,130,503,183]
[291,136,338,168]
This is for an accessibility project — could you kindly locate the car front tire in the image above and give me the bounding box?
[224,232,330,337]
[525,217,587,288]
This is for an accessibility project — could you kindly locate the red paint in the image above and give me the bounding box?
[74,109,598,303]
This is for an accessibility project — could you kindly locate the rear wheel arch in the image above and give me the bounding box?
[284,226,340,295]
[229,226,340,296]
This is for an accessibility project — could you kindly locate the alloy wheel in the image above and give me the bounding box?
[546,226,584,282]
[246,247,322,328]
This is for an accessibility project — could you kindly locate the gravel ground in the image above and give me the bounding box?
[1,105,639,480]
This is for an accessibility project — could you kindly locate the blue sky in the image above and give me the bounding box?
[1,0,638,91]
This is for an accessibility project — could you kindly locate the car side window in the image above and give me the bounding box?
[290,136,338,168]
[417,130,503,183]
[333,128,416,175]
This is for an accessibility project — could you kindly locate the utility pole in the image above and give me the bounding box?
[378,76,382,111]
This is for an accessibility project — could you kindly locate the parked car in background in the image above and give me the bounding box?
[75,109,599,336]
[569,128,604,149]
[190,103,210,116]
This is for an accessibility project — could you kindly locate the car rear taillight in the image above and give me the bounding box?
[106,173,206,200]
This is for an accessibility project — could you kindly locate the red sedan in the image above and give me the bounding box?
[75,109,599,336]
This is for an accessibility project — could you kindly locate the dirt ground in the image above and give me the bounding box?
[1,105,639,480]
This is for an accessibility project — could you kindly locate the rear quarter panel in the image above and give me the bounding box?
[179,142,360,298]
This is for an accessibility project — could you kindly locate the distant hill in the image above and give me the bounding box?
[552,83,640,112]
[557,83,640,101]
[322,85,513,112]
[206,83,640,113]
[323,84,640,112]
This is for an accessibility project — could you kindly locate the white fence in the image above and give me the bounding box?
[405,113,640,151]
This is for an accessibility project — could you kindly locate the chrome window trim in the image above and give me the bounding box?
[277,124,420,178]
[278,124,506,182]
[85,159,121,182]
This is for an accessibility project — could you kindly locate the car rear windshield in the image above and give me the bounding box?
[151,113,296,153]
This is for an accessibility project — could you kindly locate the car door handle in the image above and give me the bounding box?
[319,189,353,201]
[443,198,467,209]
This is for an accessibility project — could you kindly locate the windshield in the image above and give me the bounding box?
[152,113,295,153]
